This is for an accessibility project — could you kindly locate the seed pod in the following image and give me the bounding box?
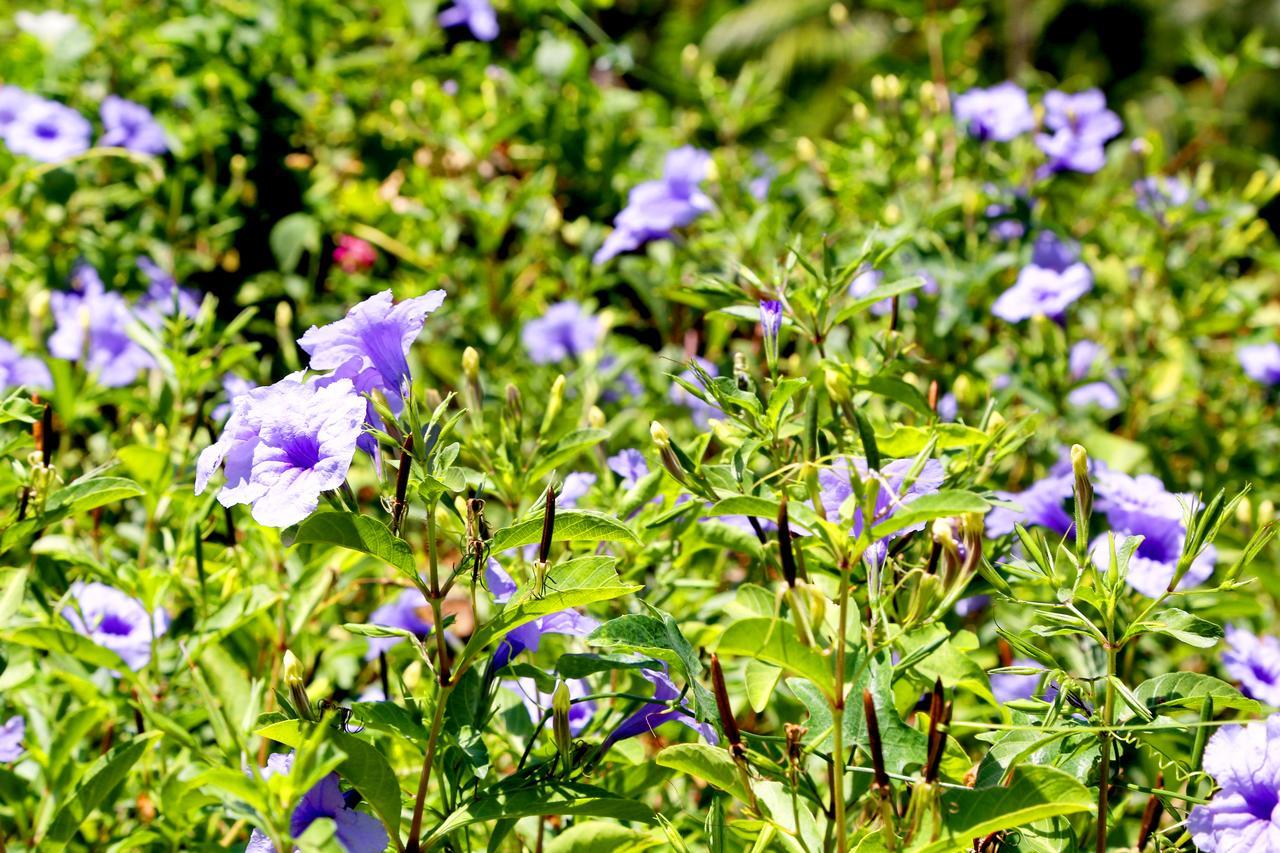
[777,499,797,587]
[862,688,890,790]
[538,483,557,565]
[710,654,743,758]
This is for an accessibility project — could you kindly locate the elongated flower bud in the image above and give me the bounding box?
[538,483,557,565]
[651,420,687,486]
[552,680,574,772]
[461,346,483,416]
[710,654,743,758]
[540,375,566,435]
[283,649,315,722]
[1070,444,1092,521]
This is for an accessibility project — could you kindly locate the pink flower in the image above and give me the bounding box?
[333,235,377,273]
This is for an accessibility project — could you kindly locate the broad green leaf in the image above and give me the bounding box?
[1139,608,1223,649]
[462,557,640,671]
[1,626,135,682]
[350,701,432,746]
[43,733,158,848]
[270,212,321,271]
[45,477,144,515]
[0,569,28,624]
[544,820,657,852]
[557,653,661,679]
[869,490,989,541]
[492,509,640,552]
[424,781,655,845]
[255,720,402,836]
[915,765,1093,853]
[744,659,782,713]
[716,618,833,696]
[528,429,611,480]
[291,512,416,577]
[873,424,990,457]
[1124,672,1260,718]
[656,743,749,801]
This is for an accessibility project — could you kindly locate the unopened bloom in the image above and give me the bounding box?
[1187,715,1280,851]
[438,0,498,41]
[602,666,718,750]
[63,581,169,671]
[759,299,783,342]
[1238,342,1280,386]
[0,716,24,762]
[503,676,595,735]
[195,378,366,527]
[521,301,602,364]
[953,82,1034,142]
[0,339,51,390]
[1221,626,1280,705]
[246,754,389,853]
[594,146,713,264]
[1090,530,1215,598]
[2,96,91,162]
[1036,89,1122,175]
[332,235,377,273]
[363,587,432,660]
[99,96,167,155]
[48,265,156,387]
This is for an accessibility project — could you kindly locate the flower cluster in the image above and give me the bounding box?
[0,86,165,162]
[594,146,713,264]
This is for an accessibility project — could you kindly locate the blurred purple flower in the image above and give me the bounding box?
[1090,530,1215,598]
[99,96,167,155]
[819,456,946,543]
[212,372,255,422]
[1222,626,1280,705]
[62,581,168,671]
[1134,175,1204,215]
[1030,232,1080,273]
[363,586,432,660]
[490,609,599,673]
[558,472,596,508]
[990,658,1043,703]
[598,354,642,402]
[0,716,24,762]
[607,449,649,489]
[953,82,1034,142]
[987,473,1073,538]
[954,595,989,617]
[1068,340,1102,380]
[2,96,90,162]
[602,666,718,750]
[485,557,518,604]
[1067,381,1120,410]
[1036,89,1122,175]
[246,754,389,853]
[1187,715,1280,851]
[135,257,200,327]
[521,301,602,364]
[594,146,712,264]
[0,86,38,133]
[748,152,775,201]
[936,392,957,422]
[0,339,51,391]
[195,377,366,527]
[438,0,498,41]
[48,265,156,387]
[991,260,1092,323]
[1238,343,1280,385]
[669,356,722,428]
[503,676,595,735]
[1093,467,1185,531]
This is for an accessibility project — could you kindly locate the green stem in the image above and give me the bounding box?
[831,555,850,853]
[1097,645,1117,853]
[405,680,454,853]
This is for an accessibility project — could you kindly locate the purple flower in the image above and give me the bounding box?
[0,716,24,762]
[598,354,642,401]
[438,0,498,41]
[363,586,432,660]
[990,658,1044,703]
[62,582,169,671]
[607,449,649,489]
[936,392,957,422]
[1036,89,1122,175]
[1093,467,1185,532]
[195,377,366,528]
[748,155,775,201]
[246,754,388,853]
[558,473,596,508]
[987,473,1073,538]
[759,300,783,342]
[1068,340,1102,380]
[819,456,946,544]
[669,356,722,428]
[954,595,989,617]
[520,301,602,365]
[594,146,713,264]
[0,339,51,390]
[485,557,518,604]
[991,261,1092,322]
[953,82,1034,142]
[1134,175,1203,215]
[1238,343,1280,385]
[2,96,91,162]
[0,86,39,134]
[48,265,156,387]
[490,609,600,673]
[1090,530,1215,598]
[99,96,167,155]
[602,666,718,750]
[212,373,255,422]
[298,289,447,414]
[1067,381,1120,410]
[135,257,200,327]
[1030,232,1080,273]
[1222,626,1280,705]
[1187,715,1280,851]
[503,676,595,735]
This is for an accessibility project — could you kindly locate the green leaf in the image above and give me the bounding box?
[424,781,655,845]
[1140,608,1223,649]
[716,618,833,696]
[556,653,661,679]
[1124,672,1260,718]
[915,765,1094,853]
[528,429,611,481]
[492,509,640,552]
[0,569,28,624]
[43,733,158,848]
[350,701,432,746]
[270,212,321,271]
[544,820,655,852]
[45,477,144,515]
[1,626,134,682]
[462,557,640,670]
[255,720,402,836]
[873,424,990,457]
[656,743,750,801]
[291,512,416,578]
[744,659,782,713]
[869,490,989,541]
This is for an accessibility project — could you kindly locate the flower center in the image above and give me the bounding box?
[283,433,322,469]
[35,122,60,140]
[98,612,135,636]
